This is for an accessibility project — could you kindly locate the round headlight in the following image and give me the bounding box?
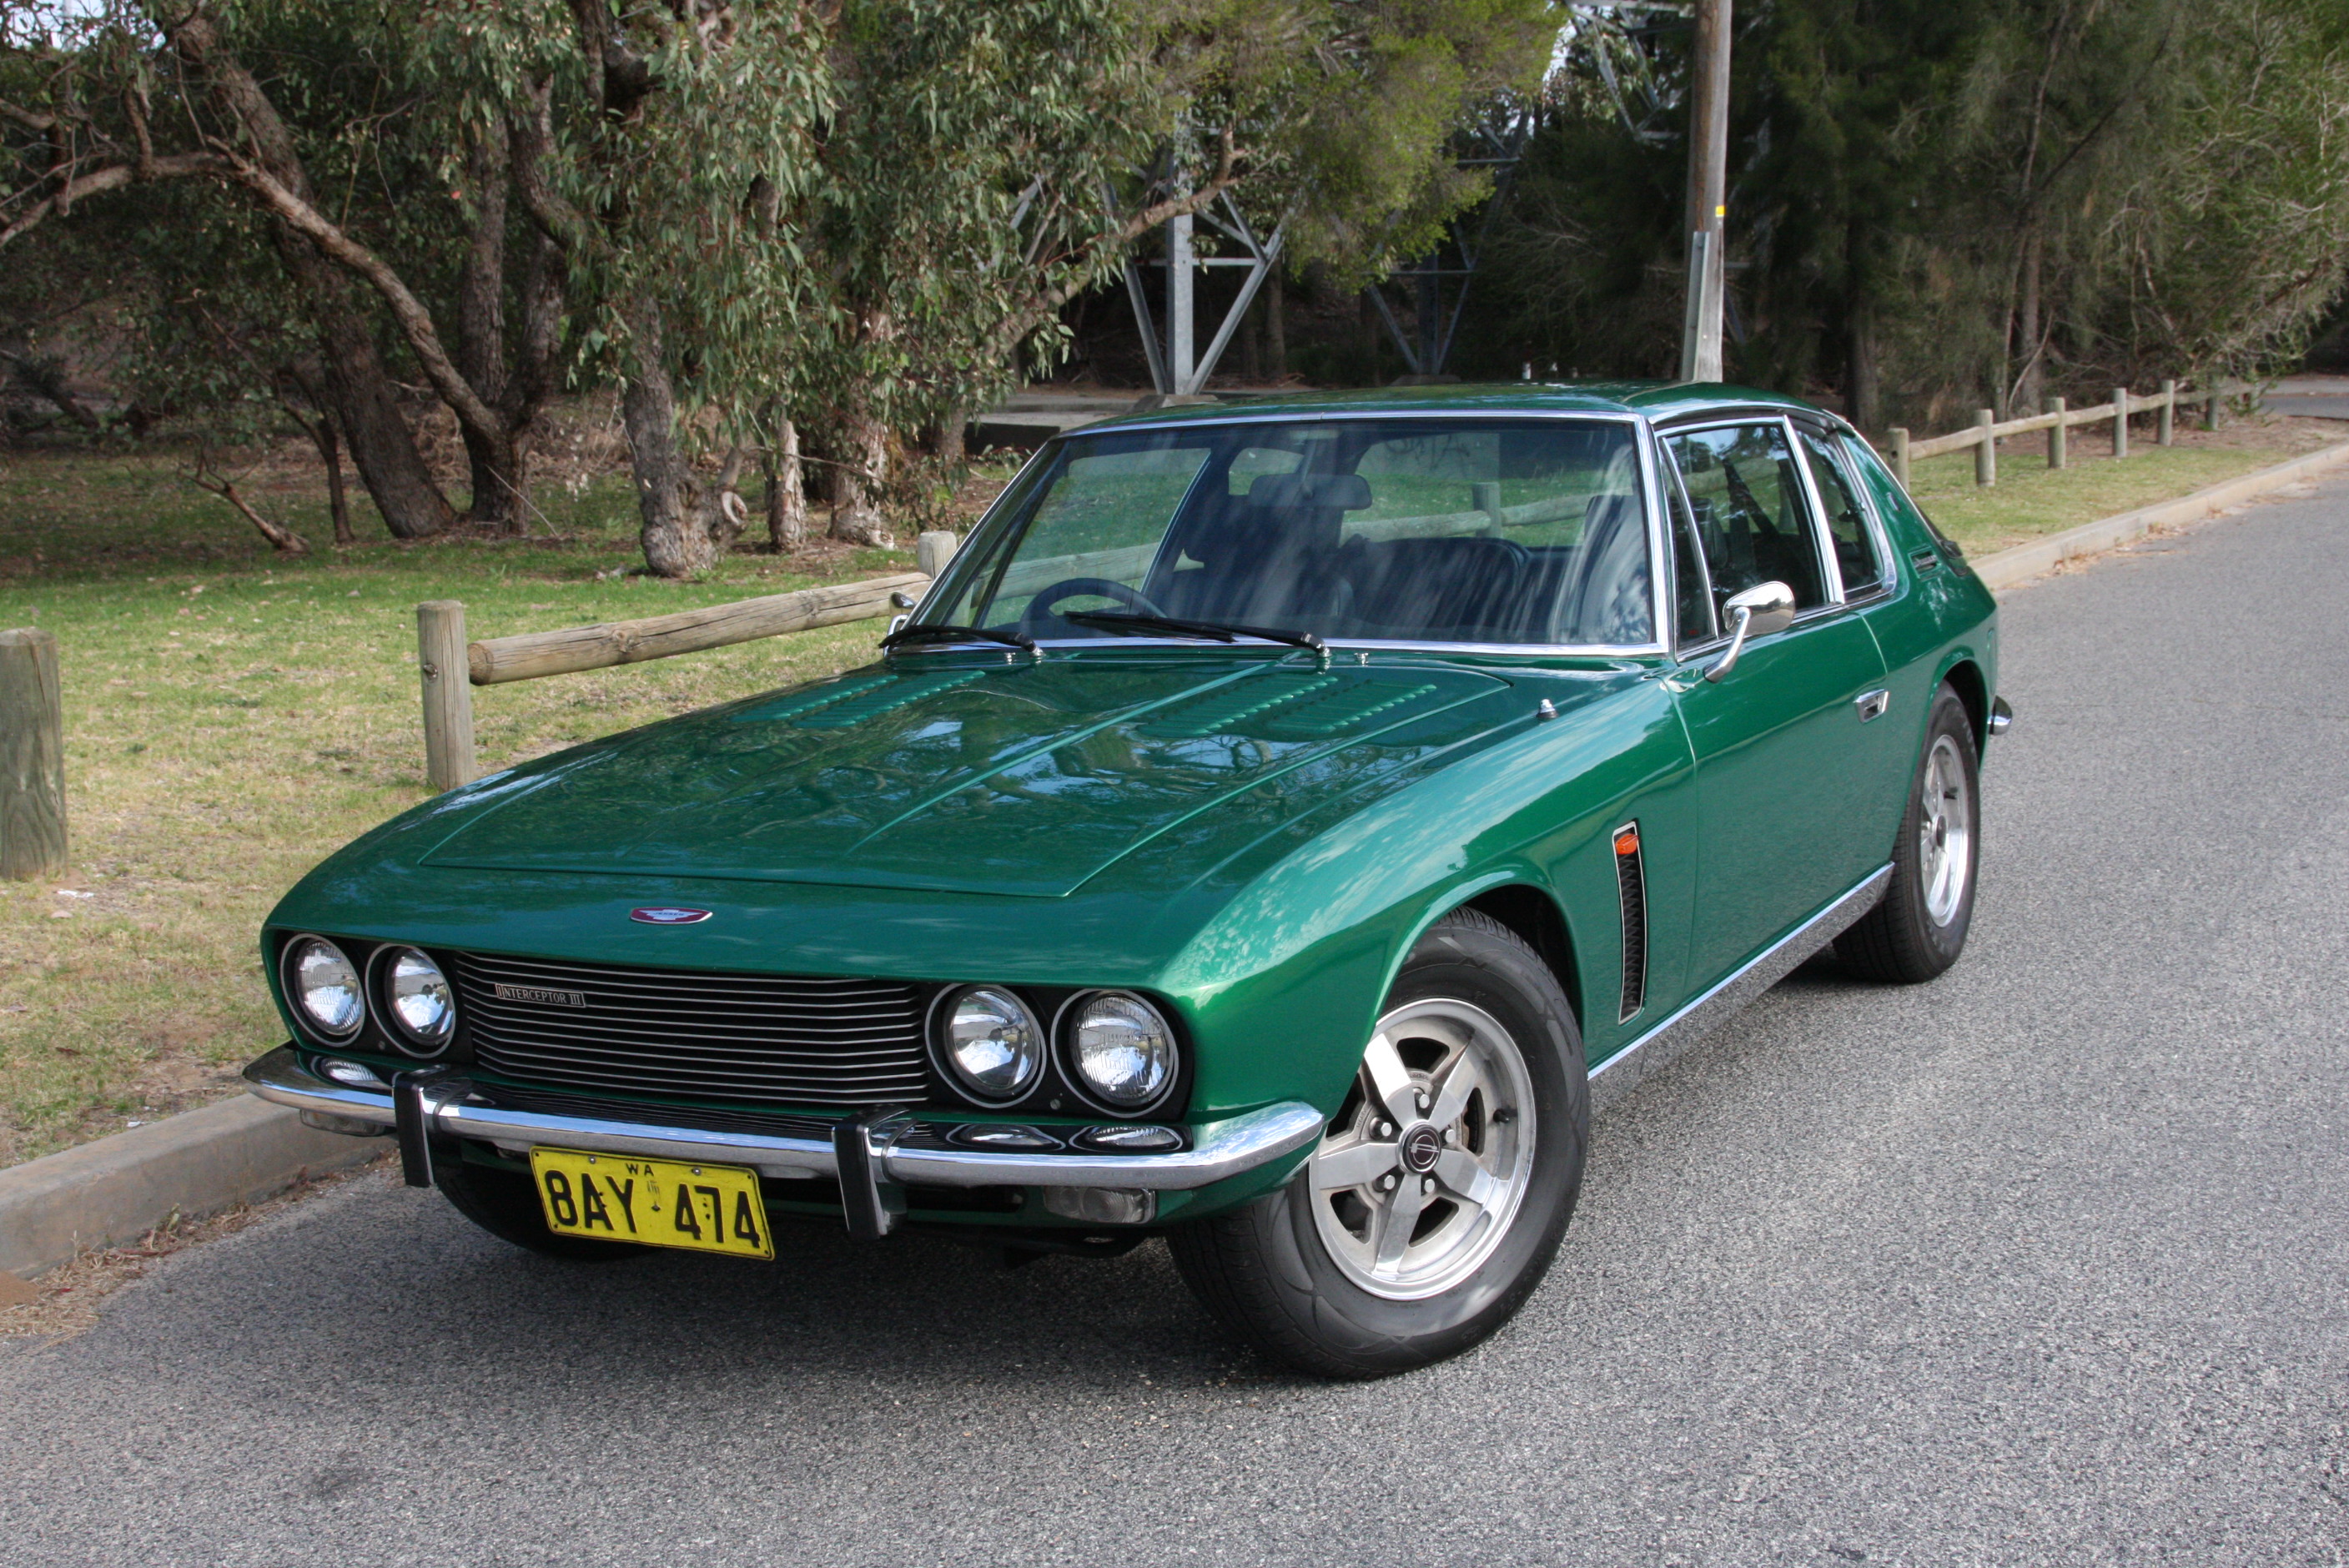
[383,947,455,1054]
[1066,992,1177,1111]
[285,937,364,1041]
[936,986,1044,1104]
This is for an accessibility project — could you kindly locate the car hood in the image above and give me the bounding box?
[419,652,1529,898]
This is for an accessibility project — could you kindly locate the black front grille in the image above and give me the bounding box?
[455,952,931,1108]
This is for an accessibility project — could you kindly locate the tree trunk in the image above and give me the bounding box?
[2015,227,2045,413]
[300,264,458,540]
[617,298,742,578]
[1844,220,1880,431]
[1266,271,1286,381]
[765,413,807,552]
[933,403,967,465]
[826,410,894,547]
[455,126,523,535]
[320,418,354,545]
[171,11,455,540]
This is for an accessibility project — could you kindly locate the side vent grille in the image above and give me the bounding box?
[1613,822,1647,1022]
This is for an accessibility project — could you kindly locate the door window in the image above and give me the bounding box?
[1796,428,1885,596]
[1660,450,1716,644]
[1663,423,1828,612]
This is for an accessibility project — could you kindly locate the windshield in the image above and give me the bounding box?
[924,417,1657,648]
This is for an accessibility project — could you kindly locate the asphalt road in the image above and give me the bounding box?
[10,480,2349,1567]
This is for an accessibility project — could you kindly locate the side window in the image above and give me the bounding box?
[1797,428,1884,596]
[1659,446,1716,644]
[1663,422,1828,611]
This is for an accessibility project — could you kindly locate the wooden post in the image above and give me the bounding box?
[1974,409,1996,486]
[2159,379,2175,446]
[2205,386,2222,431]
[1889,427,1910,490]
[417,601,475,793]
[1678,0,1732,384]
[2047,396,2067,469]
[2112,388,2130,458]
[0,627,66,879]
[915,530,959,580]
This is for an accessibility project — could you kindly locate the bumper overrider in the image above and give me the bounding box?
[244,1045,1324,1238]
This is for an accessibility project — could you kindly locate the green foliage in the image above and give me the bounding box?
[1465,0,2349,426]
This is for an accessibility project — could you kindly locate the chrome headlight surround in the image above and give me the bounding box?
[279,934,367,1045]
[928,984,1048,1108]
[372,945,458,1058]
[1055,990,1181,1116]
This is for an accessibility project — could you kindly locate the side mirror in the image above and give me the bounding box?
[889,590,919,610]
[1705,580,1797,683]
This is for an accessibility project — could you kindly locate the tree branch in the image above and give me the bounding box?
[218,153,506,445]
[0,152,222,249]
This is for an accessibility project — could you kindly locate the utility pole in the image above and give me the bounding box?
[1678,0,1731,384]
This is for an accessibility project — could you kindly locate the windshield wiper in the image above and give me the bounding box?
[1064,611,1325,654]
[881,622,1037,653]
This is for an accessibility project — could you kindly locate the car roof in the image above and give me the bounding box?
[1082,379,1830,432]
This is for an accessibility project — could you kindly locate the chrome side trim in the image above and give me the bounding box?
[1587,863,1892,1116]
[241,1046,1323,1194]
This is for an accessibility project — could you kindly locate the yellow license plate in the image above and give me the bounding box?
[527,1148,773,1259]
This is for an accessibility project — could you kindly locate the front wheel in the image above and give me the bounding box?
[1840,683,1980,983]
[1169,909,1587,1378]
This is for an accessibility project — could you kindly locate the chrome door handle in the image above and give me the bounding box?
[1854,689,1889,722]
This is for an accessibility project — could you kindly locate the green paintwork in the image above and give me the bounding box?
[259,383,1999,1228]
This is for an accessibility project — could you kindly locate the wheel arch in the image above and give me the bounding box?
[1938,656,1989,749]
[1457,882,1586,1038]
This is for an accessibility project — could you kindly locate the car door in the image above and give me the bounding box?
[1661,416,1893,986]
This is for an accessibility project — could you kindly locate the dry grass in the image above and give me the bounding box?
[0,443,1020,1167]
[1899,411,2342,556]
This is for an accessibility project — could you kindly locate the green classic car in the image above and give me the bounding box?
[247,382,2005,1377]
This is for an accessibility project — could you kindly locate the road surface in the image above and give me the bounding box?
[8,477,2349,1566]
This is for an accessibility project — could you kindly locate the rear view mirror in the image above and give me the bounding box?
[1705,580,1796,683]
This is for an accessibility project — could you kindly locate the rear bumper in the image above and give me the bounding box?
[243,1045,1323,1199]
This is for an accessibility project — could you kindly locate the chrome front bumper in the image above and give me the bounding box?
[244,1045,1323,1231]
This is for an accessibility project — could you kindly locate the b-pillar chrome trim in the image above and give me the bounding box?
[1587,864,1893,1115]
[244,1045,1325,1212]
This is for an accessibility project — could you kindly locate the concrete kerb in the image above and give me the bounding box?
[2,1092,382,1279]
[1970,439,2349,591]
[6,436,2346,1281]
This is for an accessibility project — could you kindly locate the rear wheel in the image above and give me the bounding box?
[1841,684,1979,983]
[435,1157,646,1262]
[1169,909,1587,1378]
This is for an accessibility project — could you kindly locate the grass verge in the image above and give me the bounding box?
[1898,415,2341,556]
[0,446,1013,1166]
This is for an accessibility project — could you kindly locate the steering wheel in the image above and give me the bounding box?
[1019,576,1172,638]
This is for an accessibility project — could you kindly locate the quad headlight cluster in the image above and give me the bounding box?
[929,985,1180,1115]
[279,935,458,1059]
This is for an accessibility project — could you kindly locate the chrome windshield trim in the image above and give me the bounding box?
[242,1045,1322,1193]
[1077,406,1650,437]
[889,636,1671,658]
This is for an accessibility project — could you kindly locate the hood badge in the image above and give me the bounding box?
[493,983,586,1008]
[630,907,713,925]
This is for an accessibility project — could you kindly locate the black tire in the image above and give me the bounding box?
[1169,909,1587,1379]
[1840,683,1980,983]
[435,1156,646,1262]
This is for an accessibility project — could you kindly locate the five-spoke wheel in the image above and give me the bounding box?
[1309,998,1536,1300]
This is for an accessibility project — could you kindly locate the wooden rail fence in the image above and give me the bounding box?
[1888,380,2221,490]
[0,626,67,878]
[418,530,960,792]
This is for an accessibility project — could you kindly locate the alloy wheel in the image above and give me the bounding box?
[1919,732,1974,926]
[1309,998,1537,1300]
